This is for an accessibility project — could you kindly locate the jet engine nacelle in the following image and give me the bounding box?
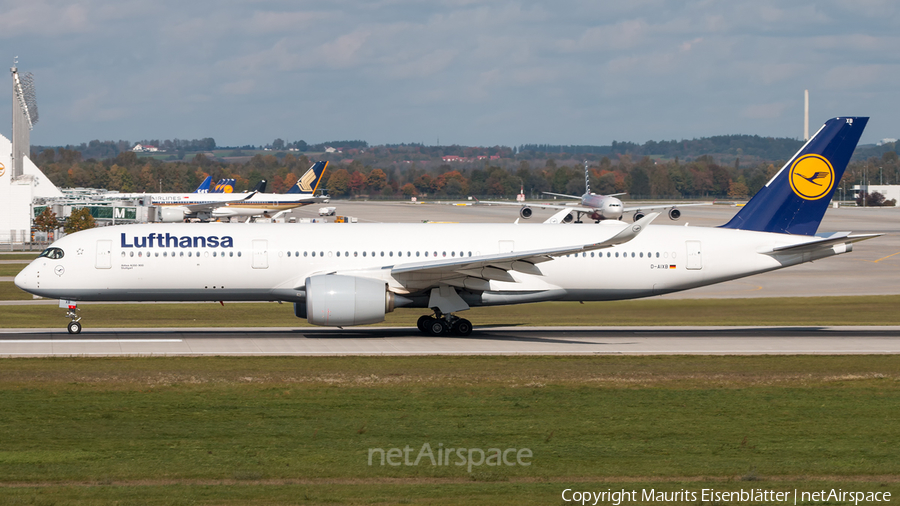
[159,207,188,223]
[302,275,398,326]
[519,206,533,219]
[668,208,681,221]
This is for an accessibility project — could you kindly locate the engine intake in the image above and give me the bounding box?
[519,206,533,219]
[159,207,187,223]
[304,275,399,326]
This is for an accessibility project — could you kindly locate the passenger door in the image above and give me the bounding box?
[686,241,702,270]
[95,240,112,269]
[252,240,268,269]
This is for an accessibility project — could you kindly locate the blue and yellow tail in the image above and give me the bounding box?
[287,161,328,194]
[721,117,867,235]
[211,179,236,193]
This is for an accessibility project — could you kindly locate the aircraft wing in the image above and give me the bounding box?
[478,200,595,214]
[268,214,660,301]
[389,212,659,278]
[181,191,258,213]
[622,202,711,212]
[541,191,581,199]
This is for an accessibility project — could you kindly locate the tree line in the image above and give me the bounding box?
[32,145,900,202]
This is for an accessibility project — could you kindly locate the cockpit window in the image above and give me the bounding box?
[38,247,65,260]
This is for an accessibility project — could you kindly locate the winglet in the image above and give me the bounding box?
[544,208,573,224]
[591,212,659,248]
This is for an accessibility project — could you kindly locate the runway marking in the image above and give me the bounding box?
[871,251,900,263]
[0,339,183,344]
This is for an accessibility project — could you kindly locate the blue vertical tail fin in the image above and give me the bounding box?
[193,176,212,193]
[721,117,867,235]
[287,161,328,194]
[211,179,236,193]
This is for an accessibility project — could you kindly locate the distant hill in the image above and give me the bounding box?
[32,134,895,164]
[519,135,806,161]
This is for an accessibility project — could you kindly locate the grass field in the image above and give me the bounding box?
[2,293,900,328]
[0,253,38,260]
[0,263,27,276]
[0,356,897,504]
[0,282,33,300]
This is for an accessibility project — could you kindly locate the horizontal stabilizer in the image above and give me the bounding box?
[767,232,881,255]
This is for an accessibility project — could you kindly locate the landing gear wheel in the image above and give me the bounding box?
[451,318,473,336]
[67,321,82,334]
[426,319,449,336]
[417,315,433,333]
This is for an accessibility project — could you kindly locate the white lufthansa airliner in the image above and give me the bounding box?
[16,118,876,335]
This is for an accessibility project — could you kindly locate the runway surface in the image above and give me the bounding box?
[2,326,899,356]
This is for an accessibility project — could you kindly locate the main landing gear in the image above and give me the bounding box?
[416,312,473,336]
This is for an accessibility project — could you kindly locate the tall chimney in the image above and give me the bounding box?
[804,89,809,141]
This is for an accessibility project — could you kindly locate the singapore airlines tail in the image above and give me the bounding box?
[721,117,867,236]
[286,161,328,194]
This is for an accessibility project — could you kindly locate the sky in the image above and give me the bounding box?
[2,0,899,148]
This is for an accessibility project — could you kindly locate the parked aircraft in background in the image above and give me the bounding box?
[194,176,212,193]
[153,161,329,222]
[17,118,875,336]
[481,162,709,223]
[210,179,236,193]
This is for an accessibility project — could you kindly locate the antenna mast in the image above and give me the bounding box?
[11,58,39,179]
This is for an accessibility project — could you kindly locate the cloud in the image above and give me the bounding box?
[13,0,900,147]
[741,102,791,119]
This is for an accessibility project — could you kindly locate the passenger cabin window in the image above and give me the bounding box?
[39,247,65,259]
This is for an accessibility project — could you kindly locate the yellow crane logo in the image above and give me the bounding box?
[789,154,834,200]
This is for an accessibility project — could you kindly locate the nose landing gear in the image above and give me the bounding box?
[416,312,473,336]
[62,300,82,334]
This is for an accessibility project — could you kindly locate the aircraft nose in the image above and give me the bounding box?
[14,264,35,291]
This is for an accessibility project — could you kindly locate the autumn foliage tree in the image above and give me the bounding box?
[33,207,61,240]
[63,208,96,234]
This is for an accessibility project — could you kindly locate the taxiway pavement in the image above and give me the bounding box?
[2,326,899,356]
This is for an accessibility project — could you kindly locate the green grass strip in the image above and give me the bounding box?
[0,282,34,300]
[0,264,27,276]
[0,356,898,504]
[2,295,900,328]
[0,253,39,260]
